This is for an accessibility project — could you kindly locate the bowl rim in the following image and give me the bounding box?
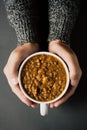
[18,51,70,104]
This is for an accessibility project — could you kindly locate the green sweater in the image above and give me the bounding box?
[3,0,80,45]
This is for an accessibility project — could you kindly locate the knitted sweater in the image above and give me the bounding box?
[3,0,80,45]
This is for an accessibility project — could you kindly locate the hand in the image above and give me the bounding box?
[48,40,82,108]
[3,43,39,108]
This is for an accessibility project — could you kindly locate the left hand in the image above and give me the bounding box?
[48,40,82,108]
[3,43,39,108]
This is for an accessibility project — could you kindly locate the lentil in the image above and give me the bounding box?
[21,54,67,102]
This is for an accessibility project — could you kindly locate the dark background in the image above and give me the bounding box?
[0,0,87,130]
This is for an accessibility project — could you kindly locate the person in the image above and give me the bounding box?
[3,0,82,108]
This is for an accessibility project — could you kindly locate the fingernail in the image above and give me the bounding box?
[11,78,18,85]
[54,103,59,107]
[27,103,31,106]
[50,104,54,108]
[31,105,36,108]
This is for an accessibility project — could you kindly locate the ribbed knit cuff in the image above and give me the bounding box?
[4,0,41,45]
[14,16,41,45]
[48,0,80,44]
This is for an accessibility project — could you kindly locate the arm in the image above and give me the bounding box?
[48,40,82,108]
[48,0,80,44]
[48,0,82,108]
[3,0,41,45]
[3,0,40,107]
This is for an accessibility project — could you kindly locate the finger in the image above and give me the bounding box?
[49,103,54,108]
[4,74,32,106]
[50,85,76,108]
[49,41,82,86]
[3,54,31,107]
[6,76,37,107]
[10,77,37,107]
[11,84,32,106]
[31,103,37,108]
[4,71,34,107]
[48,41,82,108]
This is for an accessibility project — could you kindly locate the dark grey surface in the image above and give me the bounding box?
[0,1,87,130]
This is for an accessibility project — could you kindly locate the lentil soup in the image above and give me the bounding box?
[20,53,68,102]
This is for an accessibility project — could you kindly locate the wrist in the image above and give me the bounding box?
[48,39,70,52]
[17,42,40,53]
[49,39,70,46]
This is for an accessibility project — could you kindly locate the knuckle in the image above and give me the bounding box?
[77,68,82,80]
[71,89,75,96]
[11,49,19,58]
[11,87,15,94]
[3,66,7,75]
[71,68,82,87]
[79,69,82,78]
[71,73,79,81]
[71,68,82,81]
[11,88,14,93]
[11,49,23,61]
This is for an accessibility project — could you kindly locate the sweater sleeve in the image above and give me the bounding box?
[48,0,80,44]
[3,0,41,45]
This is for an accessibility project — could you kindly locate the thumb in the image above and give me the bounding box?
[49,40,72,62]
[48,40,79,74]
[4,43,40,88]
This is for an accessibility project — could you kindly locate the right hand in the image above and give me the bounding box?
[3,43,39,107]
[48,40,82,108]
